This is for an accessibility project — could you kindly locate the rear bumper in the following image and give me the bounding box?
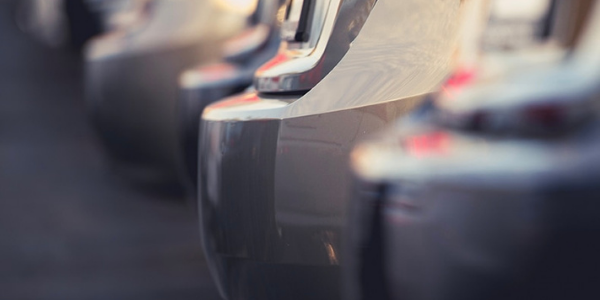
[85,40,216,183]
[198,92,424,299]
[179,63,254,186]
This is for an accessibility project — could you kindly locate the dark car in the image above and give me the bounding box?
[345,1,599,300]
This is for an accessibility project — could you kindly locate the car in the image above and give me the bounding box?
[15,0,145,50]
[85,0,257,188]
[345,1,599,299]
[178,0,285,188]
[197,0,479,299]
[16,0,102,49]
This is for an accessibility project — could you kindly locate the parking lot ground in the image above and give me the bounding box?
[0,2,220,299]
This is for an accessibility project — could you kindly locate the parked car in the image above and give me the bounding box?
[178,0,285,188]
[197,0,479,299]
[85,0,254,188]
[15,0,144,50]
[345,1,599,300]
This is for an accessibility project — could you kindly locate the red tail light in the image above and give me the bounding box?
[403,131,450,157]
[441,67,477,100]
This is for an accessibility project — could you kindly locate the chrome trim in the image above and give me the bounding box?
[254,0,377,93]
[198,0,472,299]
[348,73,600,300]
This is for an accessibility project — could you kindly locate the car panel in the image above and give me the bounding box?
[345,1,600,299]
[197,0,476,299]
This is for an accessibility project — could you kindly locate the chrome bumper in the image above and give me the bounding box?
[179,65,254,186]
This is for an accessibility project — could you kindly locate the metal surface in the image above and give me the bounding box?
[254,0,376,93]
[349,66,600,300]
[346,1,600,300]
[85,0,250,187]
[197,0,472,299]
[277,0,466,118]
[178,0,284,187]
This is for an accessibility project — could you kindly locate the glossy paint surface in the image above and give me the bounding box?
[87,42,219,184]
[178,0,284,187]
[178,0,285,187]
[85,0,251,185]
[347,2,600,299]
[254,0,376,93]
[179,63,252,187]
[280,0,464,117]
[198,0,472,299]
[200,95,426,300]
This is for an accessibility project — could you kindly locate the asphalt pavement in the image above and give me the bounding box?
[0,2,220,299]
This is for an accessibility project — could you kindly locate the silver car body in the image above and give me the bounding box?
[347,1,600,299]
[85,0,252,186]
[178,0,284,187]
[197,0,479,299]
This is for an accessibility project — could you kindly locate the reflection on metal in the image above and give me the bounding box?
[349,60,600,300]
[178,0,284,186]
[198,0,473,299]
[16,0,68,47]
[346,1,600,300]
[221,25,271,60]
[434,0,572,134]
[85,0,254,186]
[278,0,463,118]
[254,0,379,93]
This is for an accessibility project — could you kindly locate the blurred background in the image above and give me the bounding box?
[0,1,222,299]
[3,0,599,299]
